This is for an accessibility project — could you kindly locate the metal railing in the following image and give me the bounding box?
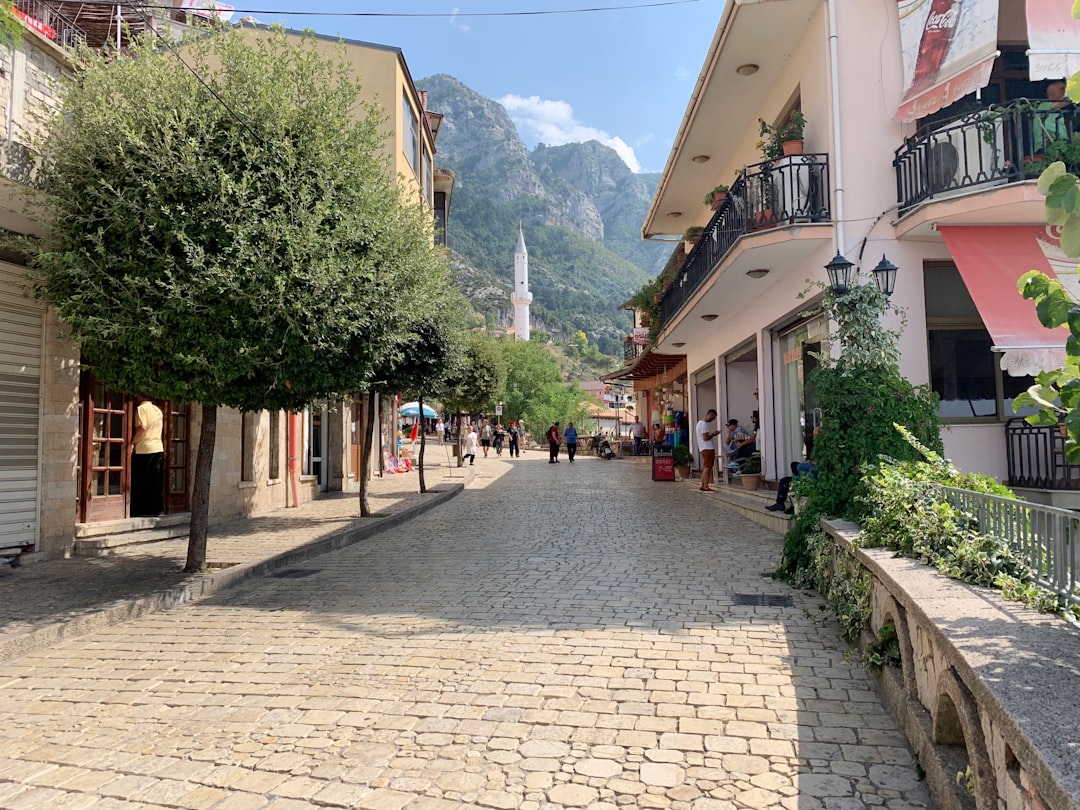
[1005,418,1080,491]
[938,485,1079,609]
[660,154,830,329]
[13,0,86,47]
[622,338,643,363]
[895,99,1080,212]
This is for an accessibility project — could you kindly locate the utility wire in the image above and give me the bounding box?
[48,0,701,18]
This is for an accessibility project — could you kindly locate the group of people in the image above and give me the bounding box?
[460,418,526,465]
[545,421,579,463]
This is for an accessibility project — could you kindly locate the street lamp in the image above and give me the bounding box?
[824,252,855,296]
[825,252,899,298]
[872,254,899,297]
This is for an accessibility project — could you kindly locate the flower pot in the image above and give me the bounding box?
[652,293,662,303]
[782,139,804,156]
[752,210,777,230]
[710,192,728,211]
[740,473,761,491]
[676,464,691,480]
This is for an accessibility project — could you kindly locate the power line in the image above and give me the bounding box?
[50,0,702,18]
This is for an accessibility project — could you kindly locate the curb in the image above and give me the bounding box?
[0,473,471,662]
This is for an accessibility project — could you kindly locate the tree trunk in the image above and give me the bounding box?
[184,403,217,572]
[357,390,377,517]
[456,411,464,467]
[417,395,427,493]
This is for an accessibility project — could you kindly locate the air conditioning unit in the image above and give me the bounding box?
[927,119,1007,196]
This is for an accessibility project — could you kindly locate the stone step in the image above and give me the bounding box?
[73,513,191,557]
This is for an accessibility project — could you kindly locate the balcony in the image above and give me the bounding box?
[1006,418,1080,491]
[622,337,644,364]
[659,154,831,330]
[894,100,1080,215]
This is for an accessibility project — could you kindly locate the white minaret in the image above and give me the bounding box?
[511,223,532,341]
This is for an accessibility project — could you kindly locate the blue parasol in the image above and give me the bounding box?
[400,401,438,418]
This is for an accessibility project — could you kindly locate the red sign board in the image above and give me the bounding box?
[652,454,674,482]
[15,9,56,39]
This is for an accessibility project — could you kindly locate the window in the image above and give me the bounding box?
[268,411,280,480]
[240,412,257,482]
[924,264,1037,421]
[403,93,418,174]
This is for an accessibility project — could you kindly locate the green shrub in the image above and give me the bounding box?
[672,444,692,467]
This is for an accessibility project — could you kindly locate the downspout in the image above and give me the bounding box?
[827,0,845,254]
[287,412,301,507]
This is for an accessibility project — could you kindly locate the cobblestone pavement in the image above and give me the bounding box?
[0,454,932,810]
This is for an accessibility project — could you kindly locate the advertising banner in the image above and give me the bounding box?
[632,327,650,346]
[179,0,236,21]
[895,0,999,122]
[1026,0,1080,81]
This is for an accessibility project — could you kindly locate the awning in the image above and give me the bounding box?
[1026,0,1080,80]
[895,0,999,122]
[939,225,1070,377]
[601,348,686,382]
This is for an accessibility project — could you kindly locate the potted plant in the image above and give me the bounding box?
[672,444,692,479]
[739,453,762,490]
[757,111,806,160]
[704,184,730,211]
[683,225,704,253]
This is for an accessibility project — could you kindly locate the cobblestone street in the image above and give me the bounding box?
[0,455,932,809]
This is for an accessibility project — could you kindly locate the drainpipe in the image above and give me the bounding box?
[287,412,301,507]
[827,0,845,254]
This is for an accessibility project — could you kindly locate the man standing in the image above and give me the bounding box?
[547,421,561,463]
[131,395,164,516]
[507,419,520,458]
[696,408,720,493]
[630,416,645,455]
[564,421,578,463]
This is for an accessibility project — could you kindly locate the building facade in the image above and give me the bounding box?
[637,0,1079,506]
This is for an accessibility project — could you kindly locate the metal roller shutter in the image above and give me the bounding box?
[0,262,42,554]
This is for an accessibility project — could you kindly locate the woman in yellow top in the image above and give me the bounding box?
[131,395,164,516]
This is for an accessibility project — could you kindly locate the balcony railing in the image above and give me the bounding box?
[660,154,831,330]
[623,337,644,363]
[1005,418,1080,491]
[894,99,1080,212]
[13,0,86,47]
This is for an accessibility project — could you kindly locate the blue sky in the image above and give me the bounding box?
[226,1,722,173]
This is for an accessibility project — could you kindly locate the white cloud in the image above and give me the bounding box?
[498,93,642,173]
[449,8,469,33]
[674,65,691,82]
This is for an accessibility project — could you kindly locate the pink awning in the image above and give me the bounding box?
[895,0,999,122]
[938,225,1070,377]
[1026,0,1080,80]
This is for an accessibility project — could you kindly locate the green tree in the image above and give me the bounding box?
[499,339,589,434]
[367,296,467,504]
[30,29,442,570]
[779,283,941,579]
[441,331,508,463]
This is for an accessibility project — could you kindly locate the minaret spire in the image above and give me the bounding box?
[511,222,532,341]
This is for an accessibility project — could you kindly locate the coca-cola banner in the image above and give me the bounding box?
[895,0,1000,122]
[1026,0,1080,81]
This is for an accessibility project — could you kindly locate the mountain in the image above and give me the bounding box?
[418,74,670,357]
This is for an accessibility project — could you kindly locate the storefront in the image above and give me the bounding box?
[775,313,827,470]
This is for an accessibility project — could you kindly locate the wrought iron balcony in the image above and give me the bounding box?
[894,100,1080,213]
[623,337,643,363]
[1006,418,1080,491]
[659,154,831,330]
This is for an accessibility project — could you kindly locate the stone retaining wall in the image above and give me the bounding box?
[820,519,1080,810]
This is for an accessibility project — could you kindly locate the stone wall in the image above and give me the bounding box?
[821,519,1080,810]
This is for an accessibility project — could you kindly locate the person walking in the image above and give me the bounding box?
[507,419,520,458]
[462,423,478,466]
[547,421,561,463]
[480,419,493,457]
[630,416,645,455]
[564,421,578,463]
[696,408,720,493]
[493,423,505,456]
[517,420,527,454]
[131,395,165,516]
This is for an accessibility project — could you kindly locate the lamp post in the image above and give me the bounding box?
[824,252,899,298]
